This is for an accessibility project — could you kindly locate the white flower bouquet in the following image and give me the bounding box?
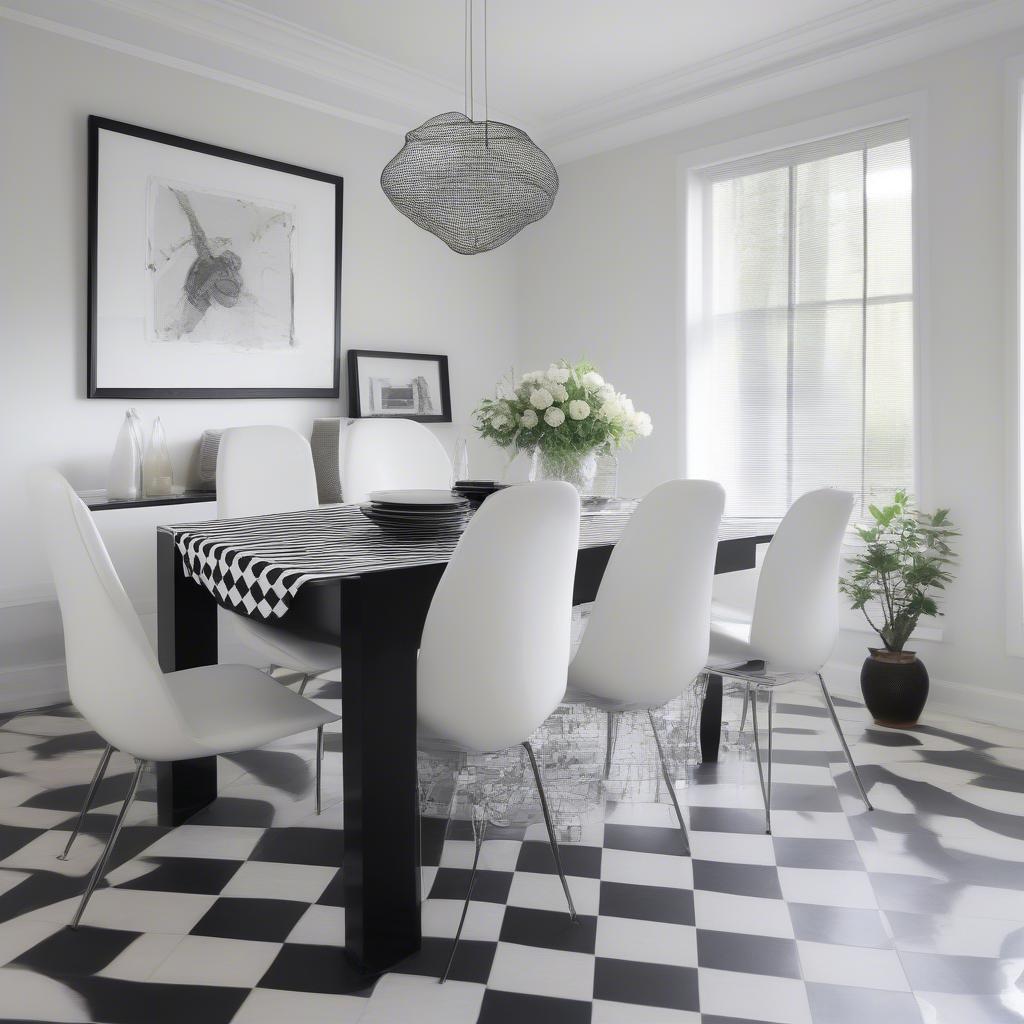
[474,360,652,489]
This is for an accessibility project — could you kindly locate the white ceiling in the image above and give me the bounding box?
[241,0,858,124]
[5,0,1024,159]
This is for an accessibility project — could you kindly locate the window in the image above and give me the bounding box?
[1009,69,1024,657]
[693,122,914,520]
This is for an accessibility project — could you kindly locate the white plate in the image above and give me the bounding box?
[367,489,466,506]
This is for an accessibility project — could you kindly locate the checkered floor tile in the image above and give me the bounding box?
[1,672,1023,1023]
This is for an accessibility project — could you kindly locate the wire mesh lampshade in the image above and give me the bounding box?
[380,112,559,255]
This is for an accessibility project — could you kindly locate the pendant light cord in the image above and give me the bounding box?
[483,0,489,144]
[464,0,489,144]
[464,0,473,120]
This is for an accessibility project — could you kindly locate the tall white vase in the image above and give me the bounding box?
[128,408,145,495]
[143,417,174,497]
[107,411,142,500]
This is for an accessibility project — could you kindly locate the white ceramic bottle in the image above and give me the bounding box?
[107,410,142,501]
[143,417,174,497]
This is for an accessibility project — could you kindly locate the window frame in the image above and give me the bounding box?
[1004,59,1024,657]
[677,94,929,527]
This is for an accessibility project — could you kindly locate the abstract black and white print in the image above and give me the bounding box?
[88,117,342,397]
[148,180,295,349]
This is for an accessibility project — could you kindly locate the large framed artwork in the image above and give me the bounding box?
[347,349,452,422]
[88,116,343,398]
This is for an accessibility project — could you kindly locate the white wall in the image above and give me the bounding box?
[9,16,1024,730]
[0,20,519,710]
[518,30,1024,727]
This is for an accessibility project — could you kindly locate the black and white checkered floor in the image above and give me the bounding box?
[1,676,1023,1023]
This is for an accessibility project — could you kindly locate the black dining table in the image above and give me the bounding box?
[155,501,770,974]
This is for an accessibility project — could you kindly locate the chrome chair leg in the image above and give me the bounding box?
[646,710,691,855]
[297,673,311,696]
[58,743,114,861]
[739,686,750,733]
[818,673,873,811]
[523,741,577,920]
[749,685,772,834]
[440,814,487,984]
[604,711,618,779]
[315,725,325,815]
[71,758,146,929]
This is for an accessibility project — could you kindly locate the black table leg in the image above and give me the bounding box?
[700,673,724,764]
[155,529,219,827]
[341,570,432,973]
[700,535,767,764]
[155,757,218,826]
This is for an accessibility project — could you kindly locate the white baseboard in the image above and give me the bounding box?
[0,660,69,714]
[824,658,1024,732]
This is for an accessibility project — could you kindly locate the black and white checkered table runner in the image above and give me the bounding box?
[171,501,644,621]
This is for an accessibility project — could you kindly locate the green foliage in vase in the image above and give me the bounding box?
[839,491,958,653]
[474,359,652,462]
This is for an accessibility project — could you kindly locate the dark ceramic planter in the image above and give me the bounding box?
[860,649,929,727]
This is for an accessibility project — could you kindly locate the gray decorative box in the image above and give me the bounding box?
[310,418,352,503]
[196,429,223,491]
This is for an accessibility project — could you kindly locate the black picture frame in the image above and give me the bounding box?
[347,349,452,423]
[87,115,343,399]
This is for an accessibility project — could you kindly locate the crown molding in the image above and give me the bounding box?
[100,0,461,114]
[546,0,1024,162]
[0,0,538,138]
[547,0,967,135]
[0,0,464,137]
[3,0,1023,162]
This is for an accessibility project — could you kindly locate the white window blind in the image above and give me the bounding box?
[698,121,914,521]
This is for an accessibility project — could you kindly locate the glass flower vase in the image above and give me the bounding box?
[530,449,599,495]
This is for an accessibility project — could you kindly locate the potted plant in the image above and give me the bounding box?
[839,491,957,727]
[473,360,652,493]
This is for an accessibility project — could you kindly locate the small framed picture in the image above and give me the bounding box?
[88,115,343,398]
[347,350,451,423]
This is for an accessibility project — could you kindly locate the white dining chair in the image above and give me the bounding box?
[29,468,338,928]
[706,488,872,834]
[217,425,342,694]
[340,418,453,504]
[564,480,725,856]
[58,425,340,864]
[416,481,580,982]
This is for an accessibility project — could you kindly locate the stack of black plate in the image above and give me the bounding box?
[452,480,508,507]
[360,490,472,534]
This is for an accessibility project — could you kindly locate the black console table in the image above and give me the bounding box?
[79,490,215,512]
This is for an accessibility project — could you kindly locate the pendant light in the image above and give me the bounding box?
[380,0,558,255]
